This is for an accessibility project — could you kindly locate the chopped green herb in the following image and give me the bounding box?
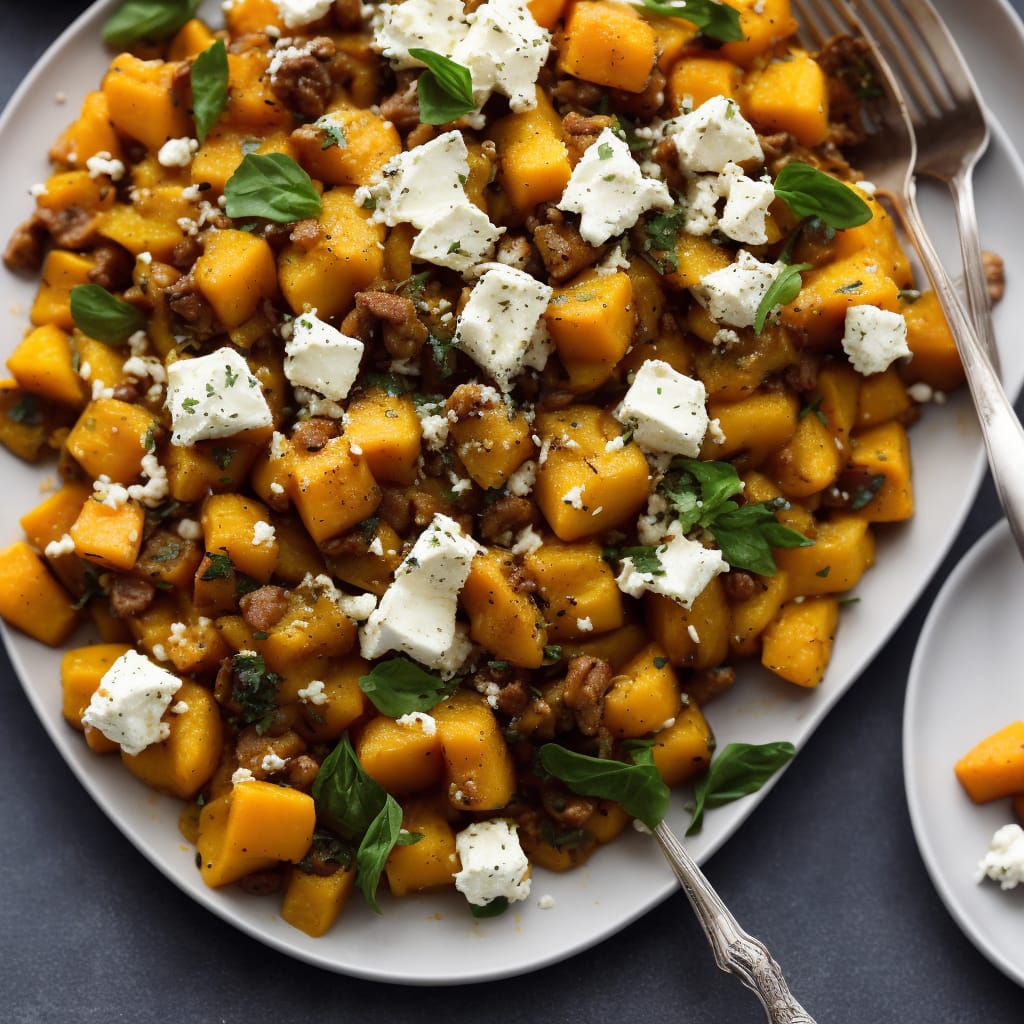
[408,48,476,126]
[200,552,234,580]
[230,651,279,733]
[773,162,872,230]
[102,0,201,48]
[634,0,743,43]
[70,284,146,345]
[753,263,811,335]
[357,657,458,718]
[620,545,666,576]
[6,395,42,425]
[190,39,228,143]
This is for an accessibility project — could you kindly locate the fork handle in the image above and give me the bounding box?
[901,187,1024,557]
[654,824,817,1024]
[948,162,1001,378]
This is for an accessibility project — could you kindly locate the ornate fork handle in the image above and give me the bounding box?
[654,823,817,1024]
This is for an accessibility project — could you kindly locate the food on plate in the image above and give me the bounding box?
[955,720,1024,891]
[0,0,965,934]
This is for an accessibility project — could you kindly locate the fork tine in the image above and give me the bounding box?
[849,0,951,120]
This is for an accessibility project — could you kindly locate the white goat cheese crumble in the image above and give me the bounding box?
[453,819,531,907]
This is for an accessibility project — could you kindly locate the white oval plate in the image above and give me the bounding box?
[905,519,1024,989]
[2,0,1024,985]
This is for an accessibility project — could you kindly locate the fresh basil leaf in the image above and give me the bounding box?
[620,545,666,577]
[753,262,811,335]
[102,0,201,47]
[634,0,744,42]
[312,734,389,844]
[709,498,812,576]
[773,162,872,230]
[539,743,669,831]
[69,284,146,345]
[687,741,796,836]
[357,657,458,718]
[356,795,408,914]
[408,48,476,125]
[223,153,322,223]
[469,895,510,918]
[199,551,234,580]
[663,458,744,532]
[191,39,229,143]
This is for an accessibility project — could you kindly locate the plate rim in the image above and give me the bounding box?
[2,0,1024,985]
[903,517,1024,989]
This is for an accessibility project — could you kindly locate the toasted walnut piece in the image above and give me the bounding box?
[354,289,428,360]
[479,496,539,545]
[562,655,614,737]
[684,666,736,707]
[291,417,340,453]
[109,575,156,618]
[239,585,290,632]
[982,250,1005,304]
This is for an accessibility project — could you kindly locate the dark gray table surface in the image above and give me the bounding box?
[2,4,1022,1022]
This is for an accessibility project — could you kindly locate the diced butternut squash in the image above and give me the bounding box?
[69,496,146,572]
[278,187,385,319]
[281,864,357,937]
[197,781,316,888]
[286,436,382,545]
[127,594,232,674]
[356,715,445,795]
[258,580,359,674]
[954,722,1024,804]
[901,289,964,391]
[602,642,682,738]
[200,493,279,582]
[50,90,123,166]
[98,186,195,261]
[728,570,789,657]
[558,1,658,94]
[775,515,875,599]
[65,398,158,483]
[167,18,217,61]
[223,50,291,133]
[664,233,732,291]
[462,550,548,668]
[385,799,459,896]
[847,421,914,522]
[327,520,403,598]
[0,541,79,646]
[290,105,401,186]
[651,703,714,785]
[30,250,95,329]
[432,690,516,812]
[741,51,829,146]
[667,57,741,113]
[780,256,901,346]
[278,654,369,741]
[488,90,571,218]
[545,270,635,392]
[445,385,536,491]
[705,390,800,466]
[645,578,731,670]
[760,596,840,687]
[164,439,263,503]
[122,681,223,799]
[134,529,205,592]
[855,366,912,429]
[719,0,799,68]
[193,229,278,329]
[102,53,192,151]
[524,539,625,641]
[765,405,843,499]
[533,406,650,541]
[343,389,422,486]
[7,325,84,409]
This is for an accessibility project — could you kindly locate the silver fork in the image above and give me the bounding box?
[792,0,1024,560]
[850,0,1000,376]
[654,823,816,1023]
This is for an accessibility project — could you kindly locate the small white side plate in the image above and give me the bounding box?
[904,519,1024,988]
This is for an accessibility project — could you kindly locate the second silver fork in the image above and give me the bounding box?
[793,0,1024,561]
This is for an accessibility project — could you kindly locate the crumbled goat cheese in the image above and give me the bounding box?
[615,359,710,458]
[297,679,328,705]
[396,711,438,737]
[274,0,333,30]
[695,250,782,329]
[453,819,531,907]
[976,823,1024,890]
[841,305,912,376]
[557,127,672,246]
[85,152,126,181]
[157,137,198,167]
[616,528,728,608]
[671,95,763,173]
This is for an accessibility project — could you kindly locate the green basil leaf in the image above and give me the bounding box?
[753,262,811,335]
[408,48,476,125]
[191,39,229,144]
[773,162,872,230]
[620,545,666,577]
[663,458,744,532]
[356,795,409,914]
[709,498,812,576]
[311,734,388,845]
[102,0,201,47]
[539,743,669,831]
[634,0,744,42]
[357,657,458,718]
[687,741,796,836]
[69,284,146,346]
[223,153,322,223]
[469,895,510,918]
